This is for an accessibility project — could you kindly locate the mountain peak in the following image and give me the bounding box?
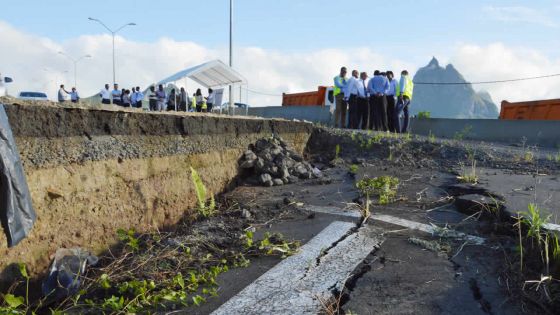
[428,57,440,68]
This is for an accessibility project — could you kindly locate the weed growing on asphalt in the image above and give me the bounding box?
[514,203,560,303]
[335,144,341,160]
[428,131,436,144]
[348,164,359,175]
[457,147,478,184]
[190,167,216,217]
[356,176,399,208]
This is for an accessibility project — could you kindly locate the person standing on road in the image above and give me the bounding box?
[70,87,80,103]
[179,87,189,111]
[386,71,398,132]
[367,70,389,131]
[148,86,157,111]
[58,84,69,103]
[395,70,414,133]
[333,67,348,128]
[134,87,143,108]
[100,84,111,105]
[122,89,132,107]
[206,88,215,113]
[357,72,369,130]
[111,84,122,106]
[195,89,204,112]
[156,84,166,111]
[345,70,360,129]
[167,88,177,111]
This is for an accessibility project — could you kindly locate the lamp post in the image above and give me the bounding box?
[58,52,91,88]
[229,0,234,113]
[88,17,136,86]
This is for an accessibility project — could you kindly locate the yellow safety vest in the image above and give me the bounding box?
[333,76,346,96]
[396,76,414,99]
[201,101,207,110]
[191,97,196,109]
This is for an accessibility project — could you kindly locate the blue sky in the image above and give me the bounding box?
[1,1,560,105]
[3,0,559,57]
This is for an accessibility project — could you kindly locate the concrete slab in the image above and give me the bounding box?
[211,221,383,315]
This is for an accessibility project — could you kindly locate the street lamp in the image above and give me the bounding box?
[58,52,92,88]
[229,0,234,113]
[88,17,136,86]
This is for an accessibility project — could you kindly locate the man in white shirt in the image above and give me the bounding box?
[386,71,398,132]
[357,72,369,130]
[134,87,143,108]
[99,84,111,105]
[58,84,69,103]
[344,70,360,129]
[70,87,80,103]
[112,84,122,106]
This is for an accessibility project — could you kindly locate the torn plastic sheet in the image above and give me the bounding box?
[0,104,36,247]
[42,248,99,299]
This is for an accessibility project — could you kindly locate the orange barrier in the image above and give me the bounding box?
[282,86,328,107]
[500,99,560,120]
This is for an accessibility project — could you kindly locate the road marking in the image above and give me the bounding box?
[211,221,383,315]
[302,205,485,245]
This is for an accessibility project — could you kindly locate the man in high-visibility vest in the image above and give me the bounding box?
[395,70,414,133]
[333,67,348,128]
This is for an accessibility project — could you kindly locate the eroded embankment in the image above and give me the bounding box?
[0,103,312,286]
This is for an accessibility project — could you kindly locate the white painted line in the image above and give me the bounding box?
[544,223,560,233]
[304,205,362,218]
[212,221,382,315]
[371,214,485,245]
[301,205,485,245]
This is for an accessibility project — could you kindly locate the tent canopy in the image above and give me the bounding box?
[157,59,247,88]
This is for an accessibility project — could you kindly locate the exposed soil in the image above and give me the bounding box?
[5,126,560,314]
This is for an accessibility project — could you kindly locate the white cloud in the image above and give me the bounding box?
[0,21,412,106]
[483,5,558,28]
[451,42,560,103]
[1,21,559,108]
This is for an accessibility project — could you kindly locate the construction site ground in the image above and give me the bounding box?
[184,129,560,315]
[29,127,560,314]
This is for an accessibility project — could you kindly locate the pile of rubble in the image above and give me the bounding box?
[239,136,320,187]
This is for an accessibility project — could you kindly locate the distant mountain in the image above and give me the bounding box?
[411,57,499,119]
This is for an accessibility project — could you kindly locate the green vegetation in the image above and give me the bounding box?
[428,131,436,144]
[356,176,399,209]
[417,111,431,119]
[453,125,473,141]
[546,151,560,163]
[348,164,359,175]
[457,147,478,184]
[335,144,341,160]
[514,204,560,297]
[190,167,216,217]
[0,264,31,314]
[36,225,300,313]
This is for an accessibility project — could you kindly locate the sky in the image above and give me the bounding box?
[1,0,560,106]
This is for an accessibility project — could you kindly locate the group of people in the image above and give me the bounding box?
[99,84,216,113]
[333,67,414,133]
[57,85,80,103]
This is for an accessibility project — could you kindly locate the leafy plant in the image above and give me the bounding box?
[335,144,341,160]
[190,167,216,217]
[356,176,400,212]
[417,111,431,119]
[453,125,473,141]
[117,228,140,251]
[428,131,436,144]
[348,164,359,175]
[457,147,478,184]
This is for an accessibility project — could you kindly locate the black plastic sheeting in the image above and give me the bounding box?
[0,104,36,247]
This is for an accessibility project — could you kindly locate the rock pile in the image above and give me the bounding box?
[239,136,320,187]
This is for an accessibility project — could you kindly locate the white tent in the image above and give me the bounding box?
[156,59,248,114]
[157,59,247,89]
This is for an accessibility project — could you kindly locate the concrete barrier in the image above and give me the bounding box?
[247,106,332,125]
[410,118,560,148]
[0,101,313,285]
